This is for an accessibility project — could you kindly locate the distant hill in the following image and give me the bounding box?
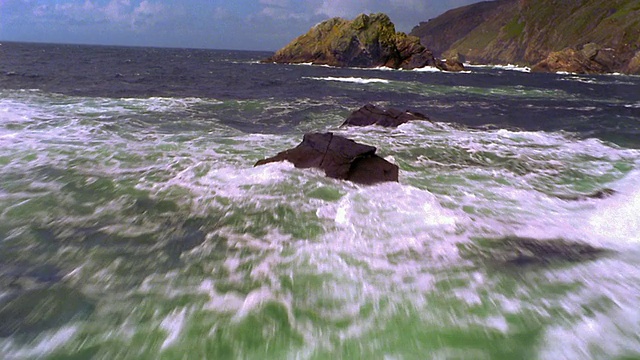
[410,0,640,74]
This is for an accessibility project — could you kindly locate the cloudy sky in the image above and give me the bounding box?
[0,0,483,51]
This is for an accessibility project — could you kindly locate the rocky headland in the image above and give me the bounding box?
[265,13,464,71]
[410,0,640,75]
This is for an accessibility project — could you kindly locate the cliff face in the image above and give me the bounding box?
[409,0,517,59]
[266,13,463,71]
[410,0,640,74]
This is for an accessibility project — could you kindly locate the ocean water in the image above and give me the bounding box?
[1,42,640,359]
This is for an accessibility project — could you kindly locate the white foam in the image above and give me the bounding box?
[495,64,531,72]
[204,162,294,197]
[412,66,442,73]
[371,66,396,71]
[200,280,246,312]
[540,261,640,359]
[587,171,640,245]
[558,76,598,84]
[2,326,78,358]
[465,63,531,72]
[160,308,187,350]
[233,286,275,320]
[331,182,458,230]
[305,76,390,84]
[317,182,464,266]
[541,315,635,359]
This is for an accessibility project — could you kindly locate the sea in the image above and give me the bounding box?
[1,41,640,359]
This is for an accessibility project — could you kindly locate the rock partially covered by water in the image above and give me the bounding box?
[0,287,95,338]
[469,236,609,268]
[255,132,398,184]
[341,104,430,128]
[265,13,463,71]
[555,188,616,201]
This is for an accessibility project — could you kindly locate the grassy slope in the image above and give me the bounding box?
[415,0,640,70]
[409,0,515,58]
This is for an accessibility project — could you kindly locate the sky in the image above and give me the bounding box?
[0,0,484,51]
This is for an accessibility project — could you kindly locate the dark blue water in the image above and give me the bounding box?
[2,42,639,145]
[1,42,640,359]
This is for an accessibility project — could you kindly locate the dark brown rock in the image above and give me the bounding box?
[440,58,466,72]
[400,49,438,69]
[531,48,610,74]
[394,36,442,70]
[255,132,398,185]
[341,104,430,128]
[625,51,640,74]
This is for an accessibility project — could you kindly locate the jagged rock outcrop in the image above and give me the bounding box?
[626,51,640,74]
[410,0,640,74]
[531,47,609,74]
[255,132,398,184]
[341,104,430,128]
[265,13,463,71]
[531,43,631,74]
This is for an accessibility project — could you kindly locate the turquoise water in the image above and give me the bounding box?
[1,73,640,359]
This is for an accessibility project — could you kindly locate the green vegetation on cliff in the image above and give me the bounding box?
[266,13,463,71]
[410,0,640,74]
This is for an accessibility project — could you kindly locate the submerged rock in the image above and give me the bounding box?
[467,236,609,268]
[265,13,464,71]
[0,287,94,338]
[255,132,398,184]
[341,104,430,128]
[555,188,616,201]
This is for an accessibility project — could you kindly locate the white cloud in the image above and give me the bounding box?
[258,6,306,21]
[315,0,363,18]
[259,0,291,7]
[307,0,482,33]
[104,0,131,23]
[212,6,229,20]
[253,0,311,21]
[33,4,48,16]
[132,0,165,27]
[3,0,486,50]
[31,0,166,30]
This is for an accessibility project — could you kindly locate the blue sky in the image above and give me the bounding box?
[0,0,484,51]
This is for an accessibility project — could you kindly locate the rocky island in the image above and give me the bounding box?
[410,0,640,75]
[265,13,464,71]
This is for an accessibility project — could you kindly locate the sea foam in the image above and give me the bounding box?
[588,170,640,245]
[305,76,390,84]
